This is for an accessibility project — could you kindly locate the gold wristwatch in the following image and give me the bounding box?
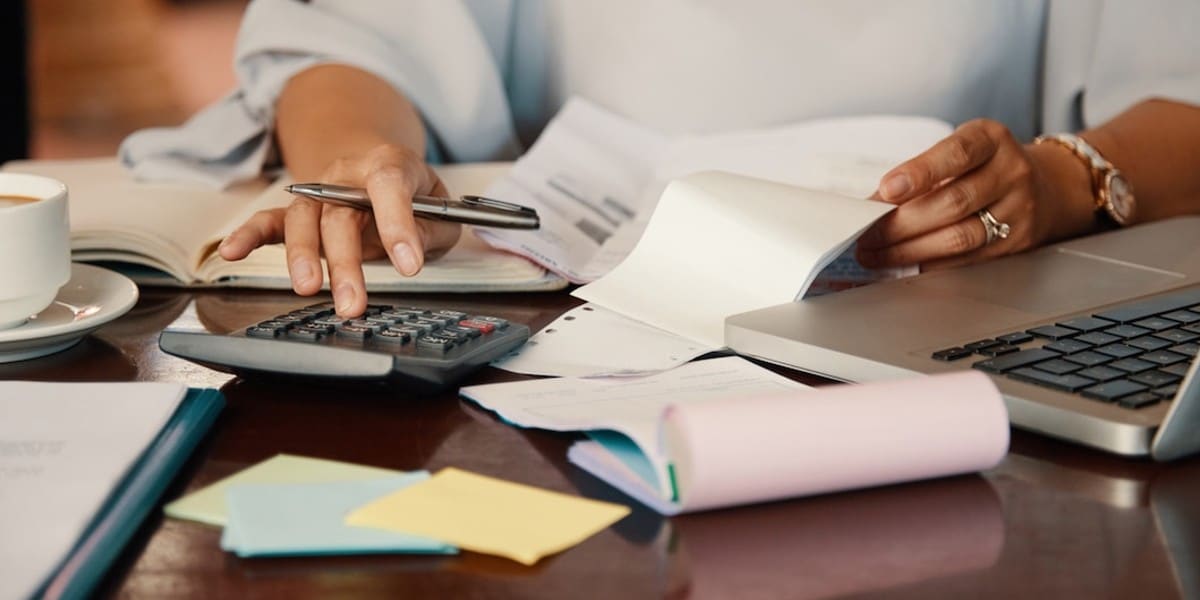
[1034,133,1136,226]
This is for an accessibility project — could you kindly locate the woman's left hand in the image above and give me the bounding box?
[855,118,1081,271]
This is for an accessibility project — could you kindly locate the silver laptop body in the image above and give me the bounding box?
[726,216,1200,460]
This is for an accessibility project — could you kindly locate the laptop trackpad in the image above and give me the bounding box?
[912,249,1185,315]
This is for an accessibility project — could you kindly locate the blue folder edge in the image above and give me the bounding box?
[36,388,225,600]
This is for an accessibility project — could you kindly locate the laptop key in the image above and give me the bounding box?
[964,339,1001,351]
[1044,339,1092,354]
[1108,358,1156,374]
[1076,365,1126,382]
[978,344,1019,357]
[1104,324,1152,339]
[1028,325,1077,340]
[1057,316,1115,332]
[1154,328,1200,344]
[1032,359,1081,375]
[1009,367,1096,392]
[1081,379,1149,402]
[1140,350,1187,366]
[973,348,1060,373]
[1094,288,1200,323]
[1075,332,1121,346]
[1154,383,1181,398]
[1171,343,1198,357]
[1062,351,1112,367]
[1161,362,1194,378]
[1162,310,1200,324]
[1117,391,1161,409]
[1133,317,1178,331]
[1129,370,1181,388]
[1126,336,1173,352]
[1095,344,1142,359]
[996,331,1034,345]
[932,347,974,361]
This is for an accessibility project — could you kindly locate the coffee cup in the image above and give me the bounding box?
[0,173,71,330]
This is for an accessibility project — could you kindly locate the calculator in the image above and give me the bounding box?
[158,301,530,393]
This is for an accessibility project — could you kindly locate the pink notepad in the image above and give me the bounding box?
[567,370,1008,514]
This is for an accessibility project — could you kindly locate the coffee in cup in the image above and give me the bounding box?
[0,173,71,330]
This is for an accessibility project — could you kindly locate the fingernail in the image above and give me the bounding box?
[335,283,357,316]
[880,173,911,201]
[392,243,421,276]
[292,259,314,285]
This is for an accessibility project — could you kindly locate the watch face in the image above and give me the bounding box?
[1106,172,1136,225]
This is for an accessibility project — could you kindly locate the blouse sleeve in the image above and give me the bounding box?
[119,0,520,188]
[1043,0,1200,133]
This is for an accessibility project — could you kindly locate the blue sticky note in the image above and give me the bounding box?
[220,474,457,557]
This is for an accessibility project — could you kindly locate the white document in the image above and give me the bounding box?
[0,381,186,600]
[479,98,951,285]
[461,356,809,499]
[492,302,719,377]
[575,171,896,349]
[481,99,948,376]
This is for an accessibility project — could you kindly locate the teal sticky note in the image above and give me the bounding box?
[220,474,457,557]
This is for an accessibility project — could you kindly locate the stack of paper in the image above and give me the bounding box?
[462,356,1009,515]
[166,454,630,564]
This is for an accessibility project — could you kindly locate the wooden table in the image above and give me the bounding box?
[5,286,1197,599]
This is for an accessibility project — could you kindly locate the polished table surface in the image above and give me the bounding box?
[5,286,1199,599]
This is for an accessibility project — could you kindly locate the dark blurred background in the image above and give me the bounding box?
[4,0,248,163]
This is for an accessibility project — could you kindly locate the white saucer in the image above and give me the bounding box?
[0,263,139,363]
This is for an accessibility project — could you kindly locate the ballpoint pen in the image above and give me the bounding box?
[284,183,541,229]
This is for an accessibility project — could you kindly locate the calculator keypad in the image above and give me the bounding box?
[241,302,515,357]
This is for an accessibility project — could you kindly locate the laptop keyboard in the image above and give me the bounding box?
[932,287,1200,410]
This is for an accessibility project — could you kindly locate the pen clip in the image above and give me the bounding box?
[461,195,537,214]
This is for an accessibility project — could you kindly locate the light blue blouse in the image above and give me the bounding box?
[120,0,1200,188]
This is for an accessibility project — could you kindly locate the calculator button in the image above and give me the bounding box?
[287,328,326,343]
[417,334,456,353]
[375,329,411,345]
[367,315,402,326]
[297,323,335,335]
[257,320,295,330]
[348,320,387,333]
[459,319,496,334]
[389,326,423,339]
[336,325,374,340]
[413,317,446,331]
[246,326,282,339]
[444,325,482,339]
[472,316,510,330]
[435,310,469,321]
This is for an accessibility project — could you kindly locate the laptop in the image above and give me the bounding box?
[725,215,1200,460]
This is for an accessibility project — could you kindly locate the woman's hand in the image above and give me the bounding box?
[217,144,462,317]
[855,118,1094,271]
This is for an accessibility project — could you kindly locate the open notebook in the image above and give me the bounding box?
[0,158,566,293]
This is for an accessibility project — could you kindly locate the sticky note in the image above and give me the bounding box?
[220,476,456,557]
[165,454,399,526]
[345,467,631,565]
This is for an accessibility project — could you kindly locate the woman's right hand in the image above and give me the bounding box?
[217,143,462,318]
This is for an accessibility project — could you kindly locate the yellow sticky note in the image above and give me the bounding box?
[165,454,399,526]
[345,467,630,565]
